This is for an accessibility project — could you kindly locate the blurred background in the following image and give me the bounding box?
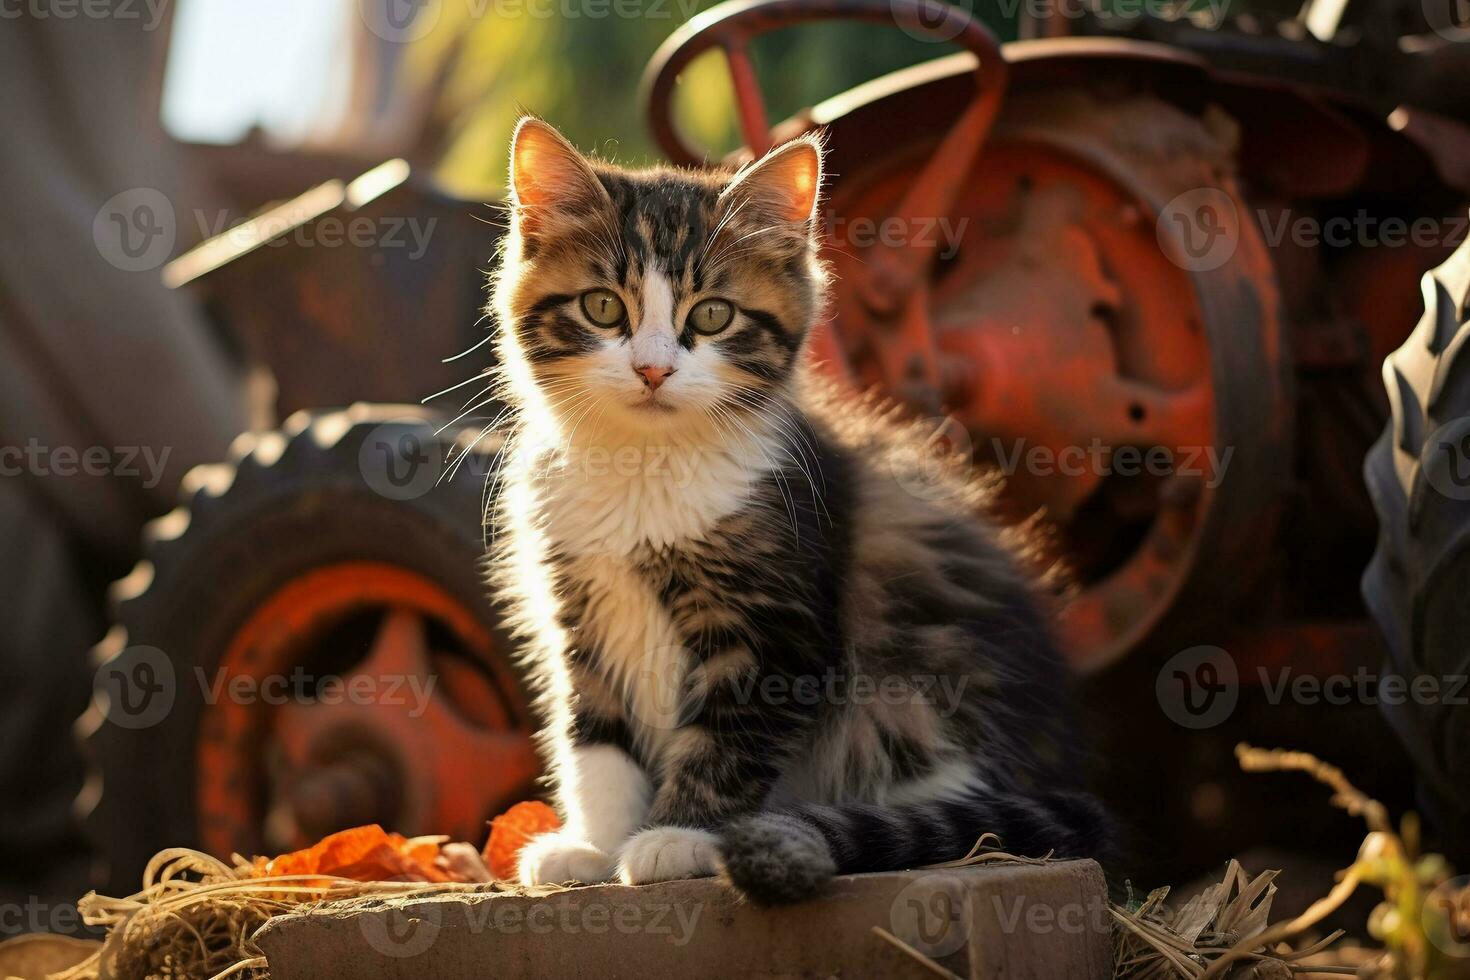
[3,0,1470,948]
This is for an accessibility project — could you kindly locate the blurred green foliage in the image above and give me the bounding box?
[406,0,1021,195]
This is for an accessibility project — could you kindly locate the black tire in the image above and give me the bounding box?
[78,404,523,895]
[1362,227,1470,863]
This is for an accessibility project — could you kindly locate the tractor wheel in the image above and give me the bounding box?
[78,404,537,894]
[1363,228,1470,862]
[820,89,1290,671]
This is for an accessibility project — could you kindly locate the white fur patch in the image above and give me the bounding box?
[558,743,652,853]
[631,269,678,370]
[533,428,766,557]
[617,826,721,884]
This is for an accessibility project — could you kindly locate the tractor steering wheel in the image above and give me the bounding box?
[642,0,1006,167]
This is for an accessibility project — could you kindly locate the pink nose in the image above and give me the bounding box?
[635,365,674,391]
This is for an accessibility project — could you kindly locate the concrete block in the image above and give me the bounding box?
[255,860,1111,979]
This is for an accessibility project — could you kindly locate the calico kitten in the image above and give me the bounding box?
[489,117,1107,904]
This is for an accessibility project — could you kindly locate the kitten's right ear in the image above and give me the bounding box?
[508,118,608,223]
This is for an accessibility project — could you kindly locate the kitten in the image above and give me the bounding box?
[488,117,1108,904]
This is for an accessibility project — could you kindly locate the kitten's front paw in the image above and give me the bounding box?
[617,826,720,885]
[517,833,615,886]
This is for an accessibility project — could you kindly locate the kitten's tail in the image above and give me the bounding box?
[715,786,1110,906]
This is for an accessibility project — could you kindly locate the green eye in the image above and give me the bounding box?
[580,289,625,327]
[688,298,734,335]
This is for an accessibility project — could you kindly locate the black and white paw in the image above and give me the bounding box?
[616,826,720,885]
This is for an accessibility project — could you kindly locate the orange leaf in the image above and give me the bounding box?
[484,801,561,880]
[254,825,448,882]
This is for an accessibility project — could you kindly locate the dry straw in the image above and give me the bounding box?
[50,847,538,980]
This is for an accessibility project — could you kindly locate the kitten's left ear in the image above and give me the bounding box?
[508,117,609,218]
[719,135,824,225]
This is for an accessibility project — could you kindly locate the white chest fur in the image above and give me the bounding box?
[531,432,762,557]
[503,425,775,757]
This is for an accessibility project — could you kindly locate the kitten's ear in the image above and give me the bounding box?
[508,117,608,219]
[719,135,824,225]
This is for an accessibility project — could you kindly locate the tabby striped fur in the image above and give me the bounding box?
[487,118,1108,904]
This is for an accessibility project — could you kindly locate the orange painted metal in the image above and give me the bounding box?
[824,137,1217,666]
[647,4,1289,671]
[196,562,537,859]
